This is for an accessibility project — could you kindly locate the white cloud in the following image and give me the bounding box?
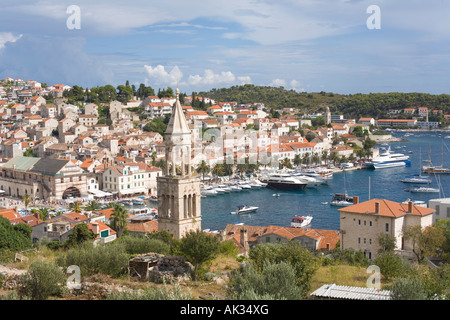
[188,69,235,86]
[144,65,183,86]
[238,76,252,85]
[0,33,22,50]
[269,79,286,87]
[290,79,305,92]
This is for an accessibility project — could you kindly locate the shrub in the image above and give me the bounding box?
[21,260,67,300]
[107,283,193,300]
[228,261,304,300]
[114,235,170,255]
[248,242,318,295]
[0,217,32,253]
[374,252,410,280]
[58,242,129,278]
[390,277,427,300]
[328,248,370,266]
[219,239,239,257]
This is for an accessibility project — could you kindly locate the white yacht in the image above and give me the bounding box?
[292,173,322,188]
[229,185,242,192]
[238,182,252,189]
[248,180,267,188]
[365,147,411,169]
[291,216,313,228]
[401,175,431,184]
[266,173,308,190]
[231,205,259,215]
[201,187,218,196]
[217,184,232,192]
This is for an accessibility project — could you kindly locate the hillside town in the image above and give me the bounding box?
[0,77,449,302]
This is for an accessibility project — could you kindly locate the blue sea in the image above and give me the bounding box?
[200,131,450,232]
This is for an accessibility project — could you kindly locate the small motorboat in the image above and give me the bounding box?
[231,205,259,215]
[321,201,328,205]
[409,186,440,193]
[273,193,280,197]
[291,216,313,228]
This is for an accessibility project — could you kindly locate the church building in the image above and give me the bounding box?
[156,89,202,239]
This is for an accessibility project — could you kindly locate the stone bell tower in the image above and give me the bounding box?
[157,88,201,239]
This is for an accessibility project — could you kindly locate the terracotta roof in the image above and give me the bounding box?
[261,225,340,250]
[338,198,435,218]
[126,220,158,234]
[62,211,89,222]
[0,208,21,220]
[88,221,116,238]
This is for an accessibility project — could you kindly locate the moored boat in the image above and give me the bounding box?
[330,193,354,207]
[400,175,431,184]
[266,173,307,190]
[291,215,313,228]
[365,147,410,169]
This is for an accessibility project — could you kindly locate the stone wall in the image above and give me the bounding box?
[128,253,193,283]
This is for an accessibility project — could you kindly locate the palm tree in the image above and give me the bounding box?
[321,150,329,165]
[212,164,224,177]
[38,207,50,221]
[293,154,302,167]
[329,151,339,166]
[84,200,101,212]
[196,160,210,181]
[312,153,320,165]
[151,152,157,166]
[356,148,365,160]
[280,158,292,169]
[302,152,310,165]
[69,201,82,213]
[110,204,128,238]
[348,153,356,163]
[22,193,32,210]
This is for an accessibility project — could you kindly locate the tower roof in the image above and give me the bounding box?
[165,88,190,136]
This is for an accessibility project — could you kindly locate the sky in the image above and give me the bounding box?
[1,0,450,95]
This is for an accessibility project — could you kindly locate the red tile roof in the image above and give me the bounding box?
[338,198,435,217]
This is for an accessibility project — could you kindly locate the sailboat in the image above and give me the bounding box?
[401,148,432,184]
[422,140,450,174]
[330,170,355,207]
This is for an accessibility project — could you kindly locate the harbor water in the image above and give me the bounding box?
[200,131,450,232]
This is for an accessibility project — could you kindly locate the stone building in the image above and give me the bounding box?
[157,88,202,239]
[0,156,87,200]
[338,197,435,260]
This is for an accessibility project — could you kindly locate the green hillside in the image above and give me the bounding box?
[199,85,450,119]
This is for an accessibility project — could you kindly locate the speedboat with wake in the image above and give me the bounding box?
[231,205,259,215]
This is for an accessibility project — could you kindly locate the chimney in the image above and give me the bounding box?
[353,196,359,205]
[375,201,380,214]
[408,201,413,213]
[92,222,100,235]
[240,228,249,253]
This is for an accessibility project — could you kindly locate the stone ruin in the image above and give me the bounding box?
[128,253,193,283]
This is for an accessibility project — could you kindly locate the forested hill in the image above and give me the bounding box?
[199,85,450,118]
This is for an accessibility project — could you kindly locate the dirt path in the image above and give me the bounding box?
[0,265,27,276]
